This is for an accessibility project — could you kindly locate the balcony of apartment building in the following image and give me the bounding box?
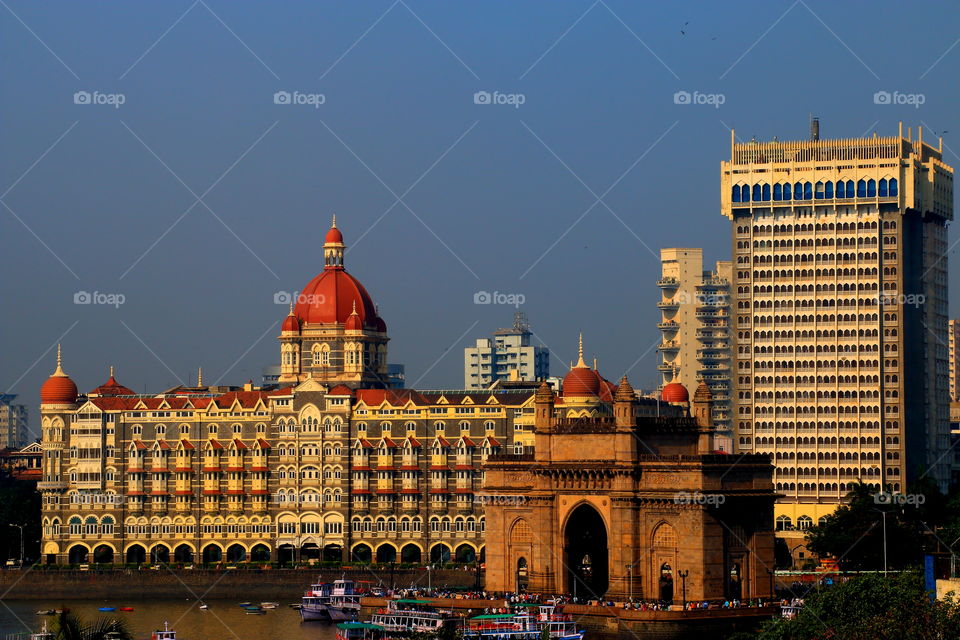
[696,350,726,361]
[657,320,679,332]
[657,277,680,289]
[657,339,680,353]
[657,298,681,312]
[657,361,679,373]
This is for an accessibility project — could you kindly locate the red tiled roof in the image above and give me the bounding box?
[455,464,474,470]
[328,384,353,396]
[354,389,428,406]
[132,440,147,450]
[352,489,371,494]
[207,439,223,450]
[226,489,245,495]
[175,467,192,472]
[250,489,270,495]
[232,438,247,450]
[429,465,449,471]
[175,490,193,495]
[459,437,476,447]
[202,489,221,495]
[250,466,269,472]
[191,398,213,409]
[256,438,271,449]
[126,490,145,495]
[433,436,451,447]
[267,386,295,396]
[454,488,473,494]
[213,390,269,409]
[400,488,420,494]
[352,466,371,471]
[380,438,398,449]
[429,488,448,494]
[406,437,422,448]
[89,397,139,410]
[400,465,420,471]
[356,439,374,449]
[179,439,195,450]
[485,436,501,447]
[150,490,167,496]
[375,489,395,494]
[156,439,171,450]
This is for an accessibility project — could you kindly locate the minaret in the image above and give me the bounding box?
[534,380,555,432]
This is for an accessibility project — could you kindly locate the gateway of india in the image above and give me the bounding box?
[37,219,776,602]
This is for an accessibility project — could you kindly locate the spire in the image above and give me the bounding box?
[351,300,357,315]
[288,301,294,315]
[197,367,203,387]
[574,333,587,369]
[331,214,337,228]
[53,344,66,377]
[109,365,114,378]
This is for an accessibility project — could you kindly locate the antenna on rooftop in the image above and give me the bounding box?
[513,311,530,333]
[810,115,820,141]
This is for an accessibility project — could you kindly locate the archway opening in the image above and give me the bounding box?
[323,544,342,563]
[250,544,271,563]
[516,557,529,592]
[278,544,295,566]
[455,544,476,564]
[430,544,450,564]
[659,563,674,603]
[352,544,372,563]
[202,545,222,564]
[68,545,88,565]
[150,545,170,564]
[301,543,320,561]
[126,544,146,565]
[400,544,421,563]
[226,544,246,563]
[376,544,397,563]
[93,545,114,564]
[174,544,194,563]
[564,504,608,598]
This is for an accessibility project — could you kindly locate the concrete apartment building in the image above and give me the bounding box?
[657,249,733,447]
[464,313,549,390]
[0,394,29,449]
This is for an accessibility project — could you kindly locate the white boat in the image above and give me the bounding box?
[463,604,584,640]
[368,599,460,636]
[150,621,177,640]
[300,578,362,622]
[260,602,279,609]
[30,622,54,640]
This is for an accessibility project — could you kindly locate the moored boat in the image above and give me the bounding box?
[463,604,584,640]
[368,599,461,636]
[335,621,384,640]
[150,621,177,640]
[301,577,362,621]
[29,622,54,640]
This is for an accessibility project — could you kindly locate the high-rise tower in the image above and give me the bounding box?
[722,124,954,531]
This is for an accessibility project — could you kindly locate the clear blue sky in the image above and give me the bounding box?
[2,1,959,436]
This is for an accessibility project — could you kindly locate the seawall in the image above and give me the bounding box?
[0,567,477,601]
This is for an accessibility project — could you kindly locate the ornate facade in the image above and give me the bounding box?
[482,379,777,601]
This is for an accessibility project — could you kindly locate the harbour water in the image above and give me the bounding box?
[0,600,339,640]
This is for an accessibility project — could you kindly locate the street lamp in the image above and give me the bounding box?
[872,507,889,577]
[678,570,689,609]
[8,524,24,567]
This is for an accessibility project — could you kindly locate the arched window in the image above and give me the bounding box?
[783,182,792,200]
[775,515,793,531]
[878,178,888,196]
[732,185,741,202]
[836,180,846,198]
[752,184,762,202]
[773,183,782,201]
[889,178,898,196]
[824,181,833,198]
[814,181,824,199]
[740,184,750,202]
[803,182,813,199]
[857,179,866,197]
[761,184,771,201]
[867,179,876,197]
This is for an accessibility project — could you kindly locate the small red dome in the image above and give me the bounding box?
[345,306,363,331]
[661,382,689,403]
[325,225,343,244]
[372,316,387,333]
[563,367,601,398]
[281,313,301,333]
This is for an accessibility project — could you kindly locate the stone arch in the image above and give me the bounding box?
[68,544,89,564]
[400,543,422,563]
[651,521,679,603]
[174,543,195,563]
[150,543,171,564]
[455,543,477,563]
[226,543,247,563]
[430,543,451,564]
[125,543,146,564]
[351,543,372,563]
[92,543,115,564]
[375,543,397,563]
[563,503,608,598]
[202,543,224,564]
[250,543,271,562]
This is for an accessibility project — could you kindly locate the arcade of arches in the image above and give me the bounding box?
[482,379,776,602]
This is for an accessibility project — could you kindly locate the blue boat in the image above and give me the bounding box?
[98,607,116,612]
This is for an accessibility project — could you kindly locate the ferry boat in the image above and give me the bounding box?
[368,599,461,636]
[335,621,384,640]
[29,623,53,640]
[463,604,585,640]
[301,578,362,622]
[150,621,177,640]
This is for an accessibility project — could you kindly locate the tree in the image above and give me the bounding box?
[759,572,960,640]
[805,482,924,570]
[0,469,41,563]
[53,611,133,640]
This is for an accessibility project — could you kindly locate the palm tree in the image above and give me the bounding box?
[53,611,133,640]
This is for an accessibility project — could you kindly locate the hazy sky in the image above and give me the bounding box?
[3,1,959,435]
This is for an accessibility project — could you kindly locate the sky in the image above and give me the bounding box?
[2,1,959,436]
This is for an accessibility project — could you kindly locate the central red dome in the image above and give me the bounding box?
[293,219,384,329]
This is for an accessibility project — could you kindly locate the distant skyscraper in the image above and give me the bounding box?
[657,249,733,446]
[722,123,954,534]
[0,394,28,449]
[464,313,549,389]
[950,319,960,401]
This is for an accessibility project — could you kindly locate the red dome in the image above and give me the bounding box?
[41,375,78,404]
[372,316,387,333]
[661,382,689,403]
[281,313,301,333]
[345,306,363,331]
[325,226,343,244]
[295,269,378,326]
[563,367,601,398]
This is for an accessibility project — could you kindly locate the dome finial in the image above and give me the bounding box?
[331,214,337,228]
[53,344,66,377]
[109,365,114,378]
[575,333,587,368]
[197,367,203,387]
[351,300,357,315]
[289,301,294,315]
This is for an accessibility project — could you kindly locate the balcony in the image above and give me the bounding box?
[657,300,680,311]
[657,321,679,331]
[657,340,680,352]
[657,277,679,289]
[657,362,678,372]
[37,480,67,490]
